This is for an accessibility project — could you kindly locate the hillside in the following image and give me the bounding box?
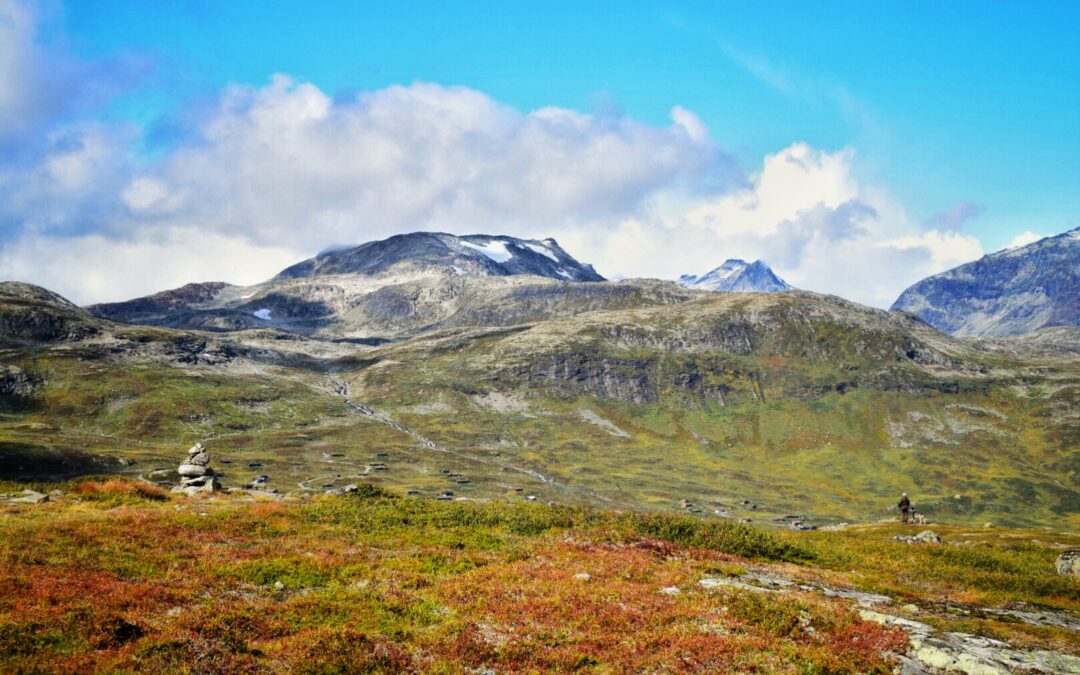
[892,227,1080,337]
[3,281,1077,529]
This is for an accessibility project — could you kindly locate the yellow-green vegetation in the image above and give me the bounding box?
[2,289,1077,529]
[1,480,1077,673]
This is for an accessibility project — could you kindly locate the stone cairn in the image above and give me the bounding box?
[173,442,220,495]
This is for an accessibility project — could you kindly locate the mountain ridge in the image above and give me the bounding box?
[891,227,1080,336]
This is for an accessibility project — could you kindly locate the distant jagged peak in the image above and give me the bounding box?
[678,259,792,293]
[275,231,605,283]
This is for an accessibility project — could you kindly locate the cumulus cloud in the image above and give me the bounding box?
[1007,230,1045,248]
[118,76,724,253]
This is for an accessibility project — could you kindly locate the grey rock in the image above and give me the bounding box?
[893,530,942,545]
[324,484,358,496]
[1056,550,1080,577]
[10,489,48,504]
[177,463,210,478]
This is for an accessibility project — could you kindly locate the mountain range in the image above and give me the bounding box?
[2,227,1079,529]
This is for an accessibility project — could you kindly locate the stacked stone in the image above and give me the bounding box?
[174,442,220,495]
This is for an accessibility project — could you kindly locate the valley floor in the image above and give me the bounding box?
[1,480,1078,673]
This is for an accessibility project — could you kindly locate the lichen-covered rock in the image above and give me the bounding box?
[893,530,942,545]
[1056,550,1080,577]
[177,463,209,478]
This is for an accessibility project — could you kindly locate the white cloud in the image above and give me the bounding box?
[124,77,723,252]
[1006,230,1045,249]
[0,228,300,305]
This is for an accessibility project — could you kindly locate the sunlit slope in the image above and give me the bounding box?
[1,283,1077,527]
[342,292,1079,527]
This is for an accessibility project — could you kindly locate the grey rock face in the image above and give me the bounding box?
[679,259,792,293]
[88,282,235,323]
[0,282,101,343]
[892,227,1080,337]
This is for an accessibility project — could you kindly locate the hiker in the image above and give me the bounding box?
[898,493,912,524]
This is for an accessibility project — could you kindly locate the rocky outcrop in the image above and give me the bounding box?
[0,282,101,343]
[0,366,44,409]
[173,443,220,496]
[89,282,234,322]
[1056,550,1080,577]
[893,530,942,545]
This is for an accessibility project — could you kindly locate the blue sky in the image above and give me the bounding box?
[1,0,1078,304]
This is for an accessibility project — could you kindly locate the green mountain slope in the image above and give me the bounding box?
[1,282,1077,528]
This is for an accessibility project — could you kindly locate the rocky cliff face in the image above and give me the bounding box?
[679,260,792,293]
[891,227,1080,337]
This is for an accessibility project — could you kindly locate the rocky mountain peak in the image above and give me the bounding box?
[678,259,792,293]
[275,232,604,282]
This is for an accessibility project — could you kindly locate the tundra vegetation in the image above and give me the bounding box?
[2,479,1078,673]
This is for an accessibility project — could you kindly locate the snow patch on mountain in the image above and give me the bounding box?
[461,239,513,263]
[525,242,560,261]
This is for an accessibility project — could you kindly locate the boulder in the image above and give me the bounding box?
[914,530,942,544]
[893,530,942,545]
[186,443,210,466]
[1056,550,1080,577]
[178,463,210,478]
[9,489,48,504]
